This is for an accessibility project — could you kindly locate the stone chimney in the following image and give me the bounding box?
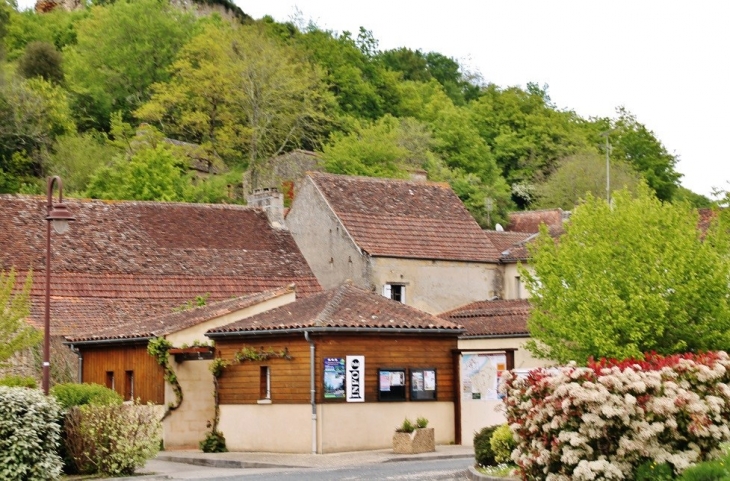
[247,188,286,229]
[408,169,428,182]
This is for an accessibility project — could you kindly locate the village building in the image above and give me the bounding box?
[285,172,503,314]
[65,286,297,449]
[0,196,321,381]
[205,283,464,453]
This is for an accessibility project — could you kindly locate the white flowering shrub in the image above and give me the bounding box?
[0,386,63,480]
[501,352,730,480]
[63,401,161,476]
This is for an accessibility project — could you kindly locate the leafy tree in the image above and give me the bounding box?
[534,152,642,210]
[64,0,196,130]
[0,76,75,191]
[46,131,120,194]
[17,41,63,84]
[600,107,682,202]
[468,83,592,199]
[0,268,41,366]
[3,7,82,61]
[86,125,191,201]
[138,23,332,189]
[522,185,730,364]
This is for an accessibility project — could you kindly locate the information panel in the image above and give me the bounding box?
[377,368,407,401]
[410,368,437,401]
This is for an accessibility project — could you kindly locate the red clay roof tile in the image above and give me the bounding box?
[440,299,531,337]
[308,173,500,262]
[208,283,463,334]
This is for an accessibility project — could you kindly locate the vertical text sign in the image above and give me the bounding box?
[346,355,365,402]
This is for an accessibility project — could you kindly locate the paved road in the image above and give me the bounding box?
[142,457,471,481]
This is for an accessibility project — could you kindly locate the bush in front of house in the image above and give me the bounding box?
[490,424,516,464]
[473,424,500,466]
[501,351,730,480]
[63,401,161,476]
[200,429,228,453]
[50,382,122,410]
[0,386,63,480]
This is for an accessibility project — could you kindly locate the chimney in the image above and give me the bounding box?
[247,188,286,229]
[408,169,428,183]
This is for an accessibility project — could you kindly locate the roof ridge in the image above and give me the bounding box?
[309,171,450,189]
[314,283,352,326]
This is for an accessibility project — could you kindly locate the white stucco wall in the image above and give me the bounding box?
[286,177,369,290]
[219,401,455,453]
[370,257,499,315]
[160,291,297,448]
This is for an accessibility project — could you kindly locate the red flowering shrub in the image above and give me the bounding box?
[501,352,730,480]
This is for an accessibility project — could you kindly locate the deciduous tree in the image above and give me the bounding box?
[0,268,40,365]
[522,185,730,364]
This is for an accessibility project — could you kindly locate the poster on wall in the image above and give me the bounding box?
[346,355,365,402]
[324,357,345,399]
[378,368,407,401]
[410,368,437,400]
[461,353,506,401]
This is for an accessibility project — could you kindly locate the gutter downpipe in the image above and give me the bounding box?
[304,331,317,454]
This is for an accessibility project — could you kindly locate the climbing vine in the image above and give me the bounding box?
[233,346,292,363]
[201,357,230,453]
[147,337,183,420]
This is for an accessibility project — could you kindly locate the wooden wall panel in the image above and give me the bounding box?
[80,344,164,404]
[215,333,458,405]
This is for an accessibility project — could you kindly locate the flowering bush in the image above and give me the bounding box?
[501,351,730,480]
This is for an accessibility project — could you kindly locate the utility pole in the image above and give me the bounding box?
[601,131,612,204]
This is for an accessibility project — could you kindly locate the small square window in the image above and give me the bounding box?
[383,284,405,304]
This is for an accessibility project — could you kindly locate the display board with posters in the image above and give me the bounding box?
[461,353,506,401]
[410,368,437,401]
[324,357,345,399]
[378,368,407,401]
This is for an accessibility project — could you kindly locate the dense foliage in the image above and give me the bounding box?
[50,382,122,410]
[501,352,730,480]
[0,0,704,222]
[522,185,730,364]
[0,268,40,365]
[473,424,500,466]
[0,386,63,480]
[63,402,161,476]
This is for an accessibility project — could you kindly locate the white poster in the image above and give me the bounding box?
[346,355,365,402]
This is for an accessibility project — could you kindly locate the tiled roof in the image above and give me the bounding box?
[439,299,531,337]
[483,231,534,256]
[208,283,463,335]
[67,285,295,343]
[507,209,565,233]
[307,172,499,262]
[1,196,321,337]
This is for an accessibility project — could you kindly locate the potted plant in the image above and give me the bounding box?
[392,416,435,454]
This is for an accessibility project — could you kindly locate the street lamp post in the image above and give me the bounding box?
[43,176,75,395]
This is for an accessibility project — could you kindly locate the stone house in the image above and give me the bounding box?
[65,286,297,449]
[285,172,503,314]
[205,283,464,453]
[0,196,321,382]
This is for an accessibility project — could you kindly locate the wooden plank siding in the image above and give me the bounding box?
[215,333,458,405]
[80,344,165,404]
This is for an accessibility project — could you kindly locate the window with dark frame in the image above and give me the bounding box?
[260,366,270,400]
[105,371,115,390]
[124,370,134,401]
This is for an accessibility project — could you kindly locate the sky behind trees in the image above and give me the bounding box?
[236,0,729,199]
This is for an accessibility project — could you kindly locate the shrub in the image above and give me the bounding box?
[0,386,63,480]
[474,425,500,467]
[200,430,227,453]
[416,416,429,429]
[678,457,730,481]
[635,460,675,481]
[51,382,122,410]
[0,374,37,388]
[502,351,730,480]
[490,424,516,464]
[396,417,416,433]
[63,401,161,476]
